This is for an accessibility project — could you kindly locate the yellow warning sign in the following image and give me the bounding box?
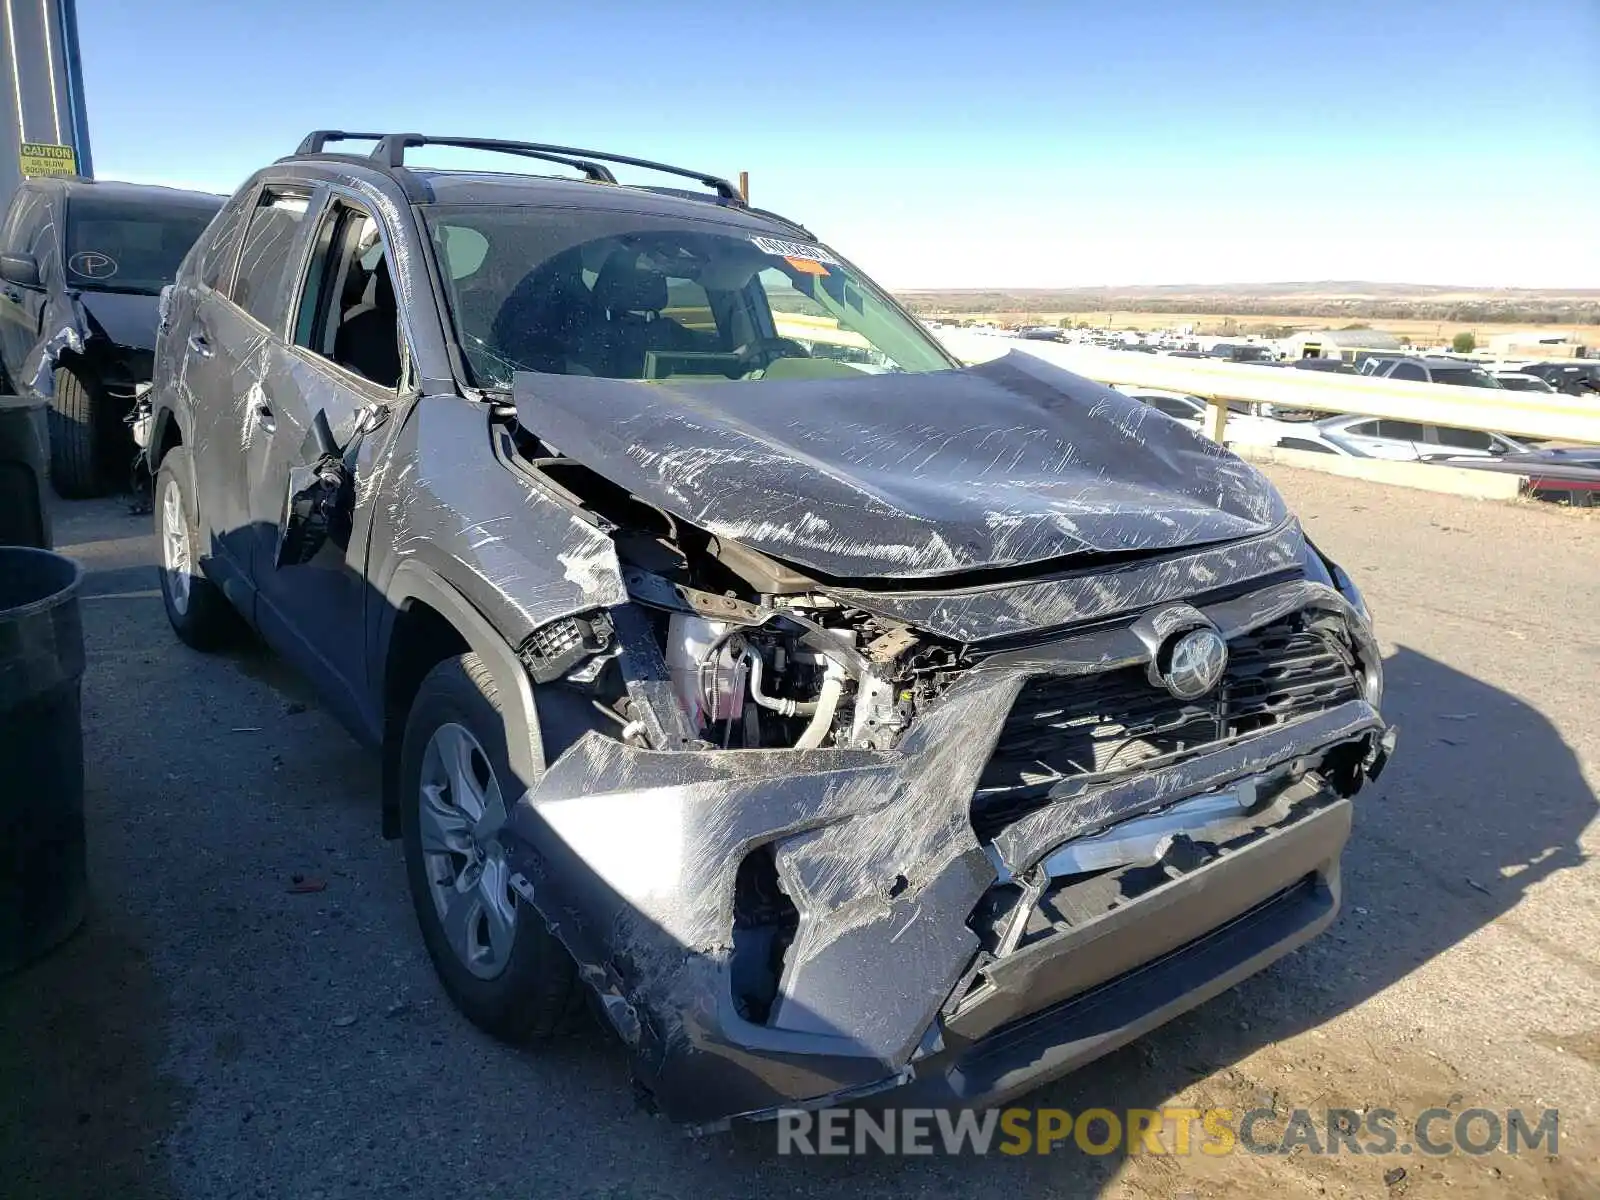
[19,142,78,178]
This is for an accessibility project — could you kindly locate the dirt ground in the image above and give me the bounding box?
[1,468,1597,1199]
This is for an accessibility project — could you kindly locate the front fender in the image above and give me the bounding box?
[380,557,548,792]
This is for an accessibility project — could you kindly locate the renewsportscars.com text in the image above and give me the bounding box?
[775,1106,1560,1158]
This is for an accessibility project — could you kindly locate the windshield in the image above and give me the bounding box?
[424,205,955,388]
[65,196,219,295]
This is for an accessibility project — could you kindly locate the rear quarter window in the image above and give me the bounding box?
[231,190,312,330]
[196,188,255,291]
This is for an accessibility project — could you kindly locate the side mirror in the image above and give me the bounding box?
[0,252,40,288]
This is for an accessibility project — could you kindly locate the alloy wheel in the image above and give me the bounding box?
[160,478,191,615]
[417,721,518,979]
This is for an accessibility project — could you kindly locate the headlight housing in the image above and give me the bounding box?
[1303,540,1372,628]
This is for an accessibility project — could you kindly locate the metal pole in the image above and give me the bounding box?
[56,0,89,176]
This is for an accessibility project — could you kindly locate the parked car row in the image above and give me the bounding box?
[1113,383,1600,506]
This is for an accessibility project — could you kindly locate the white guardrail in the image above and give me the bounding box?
[934,329,1600,446]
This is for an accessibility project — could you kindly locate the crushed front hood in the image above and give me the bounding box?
[513,351,1286,581]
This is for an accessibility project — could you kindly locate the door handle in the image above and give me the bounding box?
[187,332,213,359]
[252,401,276,434]
[2,288,20,303]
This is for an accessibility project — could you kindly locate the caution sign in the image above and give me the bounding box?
[19,142,78,178]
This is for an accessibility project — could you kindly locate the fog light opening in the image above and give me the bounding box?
[730,845,798,1025]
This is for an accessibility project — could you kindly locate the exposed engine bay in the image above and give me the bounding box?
[501,417,961,754]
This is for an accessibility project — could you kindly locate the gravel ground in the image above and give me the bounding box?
[2,467,1597,1199]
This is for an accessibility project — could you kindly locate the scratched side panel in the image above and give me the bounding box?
[365,393,628,647]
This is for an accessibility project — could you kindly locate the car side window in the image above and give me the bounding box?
[291,202,403,390]
[1344,420,1379,436]
[1376,419,1426,440]
[2,188,45,259]
[1280,437,1334,454]
[1387,362,1426,381]
[231,188,312,331]
[1431,425,1492,450]
[196,188,255,292]
[25,193,58,278]
[1149,397,1198,419]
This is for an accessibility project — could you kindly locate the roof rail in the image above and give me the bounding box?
[296,130,388,155]
[367,133,745,202]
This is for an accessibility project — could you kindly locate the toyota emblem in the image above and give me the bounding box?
[1159,627,1229,699]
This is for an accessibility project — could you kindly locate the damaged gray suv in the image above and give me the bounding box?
[149,131,1394,1128]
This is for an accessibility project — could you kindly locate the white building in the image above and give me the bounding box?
[1484,330,1586,359]
[1281,329,1404,361]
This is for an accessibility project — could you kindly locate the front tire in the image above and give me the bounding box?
[400,653,581,1042]
[154,447,241,650]
[48,364,118,498]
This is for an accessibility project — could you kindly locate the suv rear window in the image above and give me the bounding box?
[65,195,217,295]
[1430,367,1500,389]
[232,190,312,329]
[424,206,952,388]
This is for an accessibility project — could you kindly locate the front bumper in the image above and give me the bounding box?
[500,581,1391,1128]
[882,793,1349,1113]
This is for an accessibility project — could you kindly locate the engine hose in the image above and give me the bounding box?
[794,671,845,749]
[744,649,819,717]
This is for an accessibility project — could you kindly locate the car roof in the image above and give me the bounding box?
[413,169,802,227]
[275,155,815,239]
[34,176,225,207]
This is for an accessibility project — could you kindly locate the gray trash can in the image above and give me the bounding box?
[0,394,52,548]
[0,546,85,973]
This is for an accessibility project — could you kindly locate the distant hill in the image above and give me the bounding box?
[896,283,1600,325]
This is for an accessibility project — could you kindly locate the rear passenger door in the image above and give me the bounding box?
[163,185,255,597]
[244,193,408,739]
[188,185,317,596]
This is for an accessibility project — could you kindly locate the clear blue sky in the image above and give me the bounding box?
[80,0,1597,289]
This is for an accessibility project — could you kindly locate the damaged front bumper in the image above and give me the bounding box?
[498,580,1394,1128]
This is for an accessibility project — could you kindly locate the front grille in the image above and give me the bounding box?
[972,610,1361,838]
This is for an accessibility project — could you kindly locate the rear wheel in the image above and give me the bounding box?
[48,364,118,498]
[400,653,581,1041]
[154,447,241,650]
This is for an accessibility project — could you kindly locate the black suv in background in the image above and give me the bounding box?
[0,177,222,494]
[1516,360,1600,397]
[146,130,1391,1128]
